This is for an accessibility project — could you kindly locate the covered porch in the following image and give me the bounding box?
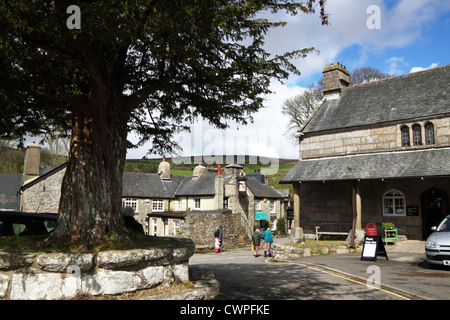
[280,148,450,240]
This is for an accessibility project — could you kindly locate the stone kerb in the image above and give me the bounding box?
[0,238,195,300]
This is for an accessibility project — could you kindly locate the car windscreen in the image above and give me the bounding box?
[437,218,450,232]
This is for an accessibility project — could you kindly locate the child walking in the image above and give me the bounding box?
[215,236,221,253]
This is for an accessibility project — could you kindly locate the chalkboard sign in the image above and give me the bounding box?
[361,236,388,261]
[406,206,419,216]
[286,208,294,220]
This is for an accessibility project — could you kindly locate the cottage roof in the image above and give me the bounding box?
[280,147,450,183]
[302,65,450,134]
[175,173,218,197]
[246,176,284,199]
[122,172,188,199]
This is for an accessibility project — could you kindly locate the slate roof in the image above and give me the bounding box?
[302,64,450,134]
[122,172,188,198]
[17,162,286,200]
[246,177,284,199]
[175,173,218,197]
[279,148,450,183]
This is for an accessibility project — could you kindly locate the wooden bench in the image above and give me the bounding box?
[315,223,353,240]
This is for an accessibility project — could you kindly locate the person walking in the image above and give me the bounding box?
[215,236,221,254]
[251,228,261,257]
[262,228,273,257]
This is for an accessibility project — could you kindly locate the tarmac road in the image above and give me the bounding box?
[189,240,450,300]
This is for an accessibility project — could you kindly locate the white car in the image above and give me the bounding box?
[425,215,450,267]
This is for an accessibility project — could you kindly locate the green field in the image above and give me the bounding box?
[124,156,297,192]
[0,146,297,193]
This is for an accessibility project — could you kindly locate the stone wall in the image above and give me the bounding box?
[300,116,450,159]
[0,237,194,300]
[182,209,249,249]
[21,168,65,213]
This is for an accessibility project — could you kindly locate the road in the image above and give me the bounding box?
[190,249,428,300]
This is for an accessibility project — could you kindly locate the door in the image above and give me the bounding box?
[421,188,449,239]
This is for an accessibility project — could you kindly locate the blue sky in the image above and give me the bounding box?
[127,0,450,162]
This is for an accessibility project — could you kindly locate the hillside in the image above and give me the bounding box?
[0,147,296,192]
[124,155,297,191]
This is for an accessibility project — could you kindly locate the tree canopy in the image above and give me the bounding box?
[0,0,328,248]
[1,0,328,154]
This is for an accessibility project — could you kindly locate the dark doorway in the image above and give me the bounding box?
[421,188,449,239]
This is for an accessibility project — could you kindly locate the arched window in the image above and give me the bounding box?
[425,123,435,145]
[412,124,422,145]
[401,126,410,147]
[383,190,406,216]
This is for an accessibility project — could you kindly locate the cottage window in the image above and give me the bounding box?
[425,123,435,145]
[401,126,410,147]
[270,200,276,213]
[383,190,406,216]
[194,198,201,209]
[256,200,261,211]
[173,220,180,235]
[123,198,138,212]
[152,199,164,212]
[151,218,158,236]
[412,124,422,145]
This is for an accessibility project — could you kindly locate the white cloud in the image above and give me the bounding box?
[260,0,449,76]
[385,56,408,75]
[126,0,450,161]
[410,63,439,73]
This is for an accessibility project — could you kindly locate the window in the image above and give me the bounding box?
[401,126,410,147]
[194,198,201,209]
[152,199,164,212]
[425,123,435,145]
[223,198,229,209]
[412,124,422,145]
[256,200,261,211]
[151,218,158,236]
[383,190,406,216]
[123,198,138,212]
[173,220,180,235]
[270,200,276,213]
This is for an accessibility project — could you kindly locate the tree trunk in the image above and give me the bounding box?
[44,86,130,249]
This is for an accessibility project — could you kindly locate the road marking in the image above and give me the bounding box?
[265,258,412,300]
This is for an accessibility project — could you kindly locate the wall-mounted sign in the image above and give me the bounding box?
[286,208,294,220]
[406,206,419,216]
[238,180,247,193]
[255,212,269,220]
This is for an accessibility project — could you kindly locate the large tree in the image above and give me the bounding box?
[0,0,327,248]
[281,82,323,142]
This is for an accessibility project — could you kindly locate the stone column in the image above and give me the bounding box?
[293,183,301,228]
[355,184,362,230]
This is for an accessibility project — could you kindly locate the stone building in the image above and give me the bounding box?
[18,147,287,247]
[280,63,450,240]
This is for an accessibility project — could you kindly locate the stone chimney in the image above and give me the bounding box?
[193,164,207,179]
[157,158,171,180]
[23,143,41,183]
[224,164,243,177]
[322,63,350,97]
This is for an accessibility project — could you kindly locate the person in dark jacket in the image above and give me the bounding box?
[251,228,261,257]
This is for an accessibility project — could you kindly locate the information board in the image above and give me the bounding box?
[286,208,294,220]
[361,236,388,261]
[406,206,419,216]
